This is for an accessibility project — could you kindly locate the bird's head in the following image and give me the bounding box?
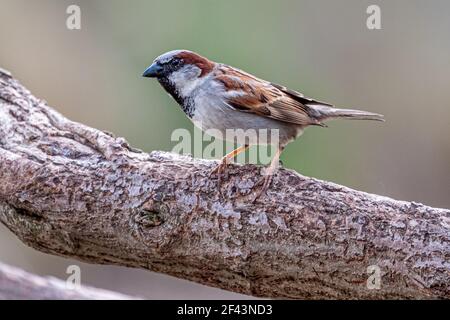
[143,50,215,98]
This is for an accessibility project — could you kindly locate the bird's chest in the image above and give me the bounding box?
[191,96,237,134]
[158,78,196,118]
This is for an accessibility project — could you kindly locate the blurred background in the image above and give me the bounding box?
[0,0,449,299]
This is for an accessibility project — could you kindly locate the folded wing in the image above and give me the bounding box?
[215,65,327,126]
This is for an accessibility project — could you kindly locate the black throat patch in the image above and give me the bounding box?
[158,77,195,118]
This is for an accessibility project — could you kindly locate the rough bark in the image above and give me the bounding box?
[0,68,449,299]
[0,262,136,299]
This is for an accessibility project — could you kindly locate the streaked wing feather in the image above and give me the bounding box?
[271,82,334,107]
[216,65,321,126]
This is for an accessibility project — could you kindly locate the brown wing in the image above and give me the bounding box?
[215,65,327,126]
[270,82,334,108]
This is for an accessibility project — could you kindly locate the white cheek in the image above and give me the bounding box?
[169,66,206,98]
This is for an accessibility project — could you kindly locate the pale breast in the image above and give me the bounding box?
[191,94,302,147]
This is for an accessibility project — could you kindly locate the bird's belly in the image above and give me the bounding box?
[191,100,302,146]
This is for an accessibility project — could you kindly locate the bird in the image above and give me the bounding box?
[143,50,384,199]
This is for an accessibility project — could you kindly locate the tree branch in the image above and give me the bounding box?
[0,262,136,299]
[0,68,449,299]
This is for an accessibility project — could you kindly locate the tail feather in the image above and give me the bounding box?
[308,104,385,122]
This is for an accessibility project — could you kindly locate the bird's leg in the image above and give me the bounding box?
[211,145,249,183]
[253,147,283,201]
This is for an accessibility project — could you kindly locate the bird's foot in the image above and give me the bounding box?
[210,160,226,175]
[252,172,274,202]
[210,158,230,187]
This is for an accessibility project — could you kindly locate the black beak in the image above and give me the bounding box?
[142,63,163,78]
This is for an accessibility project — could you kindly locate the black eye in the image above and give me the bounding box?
[157,57,183,76]
[171,58,182,67]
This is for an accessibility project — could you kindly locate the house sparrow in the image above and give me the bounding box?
[143,50,384,199]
